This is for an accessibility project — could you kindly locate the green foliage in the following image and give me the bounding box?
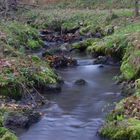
[120,32,140,80]
[72,38,98,50]
[121,60,135,80]
[0,87,21,100]
[0,109,17,140]
[101,95,140,140]
[21,8,133,32]
[0,127,17,140]
[0,56,58,98]
[86,23,140,80]
[101,118,140,140]
[45,0,133,9]
[106,110,125,122]
[0,21,43,51]
[27,39,41,49]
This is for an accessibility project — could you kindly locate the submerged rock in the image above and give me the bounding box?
[36,82,63,94]
[74,79,87,85]
[93,56,107,64]
[98,65,104,68]
[44,84,62,93]
[94,55,120,66]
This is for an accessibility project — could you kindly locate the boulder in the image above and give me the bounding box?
[98,65,104,68]
[4,111,41,129]
[94,56,120,66]
[93,56,107,64]
[74,79,87,85]
[4,112,29,128]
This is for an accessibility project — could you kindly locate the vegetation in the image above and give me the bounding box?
[0,21,44,52]
[101,118,140,140]
[44,0,134,9]
[0,0,140,139]
[0,56,58,98]
[0,109,17,140]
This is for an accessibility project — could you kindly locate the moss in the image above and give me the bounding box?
[121,62,135,80]
[72,38,99,51]
[27,39,41,49]
[101,118,140,140]
[79,26,91,35]
[45,0,133,9]
[0,110,17,140]
[120,32,140,80]
[0,21,43,51]
[0,56,58,98]
[84,23,140,80]
[101,95,140,140]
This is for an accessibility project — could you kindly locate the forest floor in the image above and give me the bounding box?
[0,4,140,140]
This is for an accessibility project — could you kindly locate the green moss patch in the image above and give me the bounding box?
[0,56,58,98]
[101,118,140,140]
[0,21,43,52]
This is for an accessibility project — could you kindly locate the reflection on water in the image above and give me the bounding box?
[20,58,121,140]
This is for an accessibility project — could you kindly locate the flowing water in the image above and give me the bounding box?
[20,55,121,140]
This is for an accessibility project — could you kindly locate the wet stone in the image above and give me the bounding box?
[4,111,41,129]
[74,79,87,85]
[93,56,107,64]
[98,65,104,68]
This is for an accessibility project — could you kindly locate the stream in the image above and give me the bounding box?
[19,54,121,140]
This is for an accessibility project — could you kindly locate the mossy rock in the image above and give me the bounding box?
[72,38,98,51]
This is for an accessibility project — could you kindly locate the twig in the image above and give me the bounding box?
[32,86,45,100]
[20,83,37,106]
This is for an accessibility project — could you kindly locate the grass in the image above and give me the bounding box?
[100,95,140,140]
[0,20,43,52]
[101,118,140,140]
[44,0,133,9]
[0,109,17,140]
[17,8,133,30]
[0,55,58,99]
